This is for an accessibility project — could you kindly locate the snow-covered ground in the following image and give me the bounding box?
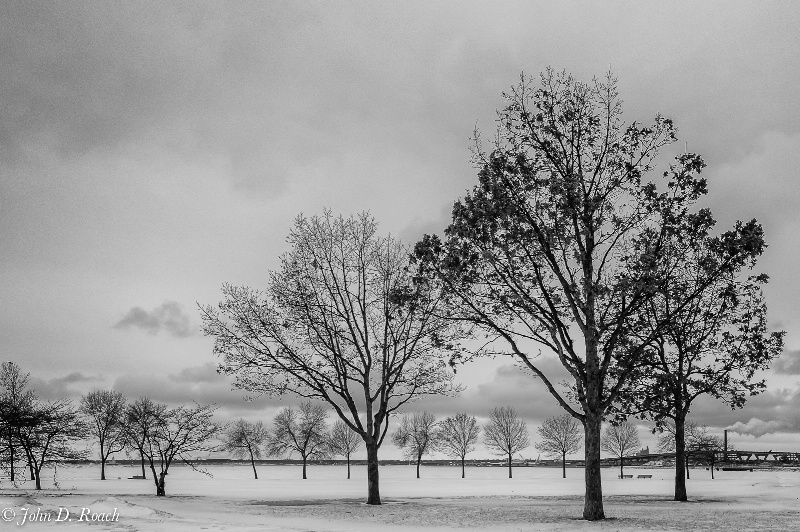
[1,464,798,531]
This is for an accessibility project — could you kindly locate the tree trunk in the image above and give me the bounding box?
[140,451,146,479]
[686,456,690,480]
[150,463,162,495]
[29,460,35,481]
[248,448,258,479]
[8,441,14,482]
[101,456,106,480]
[674,415,688,501]
[156,471,166,496]
[34,467,41,490]
[302,455,307,479]
[583,411,605,520]
[416,454,421,479]
[347,455,351,480]
[507,453,512,479]
[366,441,381,505]
[461,456,465,479]
[619,455,624,479]
[562,451,566,479]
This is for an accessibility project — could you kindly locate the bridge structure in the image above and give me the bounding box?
[603,450,800,468]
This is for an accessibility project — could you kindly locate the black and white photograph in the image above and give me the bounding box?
[1,2,799,530]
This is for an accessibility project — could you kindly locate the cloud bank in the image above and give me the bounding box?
[726,418,790,438]
[114,301,196,337]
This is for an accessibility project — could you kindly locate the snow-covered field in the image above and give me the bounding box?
[1,464,798,531]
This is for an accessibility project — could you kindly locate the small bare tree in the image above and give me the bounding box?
[327,420,361,479]
[484,406,529,478]
[139,403,222,496]
[536,414,582,479]
[392,411,439,479]
[80,390,127,480]
[267,401,329,479]
[437,413,480,478]
[601,421,641,478]
[123,396,167,480]
[221,419,269,479]
[14,399,88,489]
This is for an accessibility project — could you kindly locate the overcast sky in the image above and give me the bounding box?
[2,1,800,458]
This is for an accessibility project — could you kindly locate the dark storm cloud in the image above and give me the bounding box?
[685,387,800,436]
[29,372,104,401]
[113,301,196,337]
[773,349,800,375]
[112,363,285,412]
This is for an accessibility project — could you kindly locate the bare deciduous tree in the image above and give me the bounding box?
[201,212,465,504]
[437,413,480,478]
[327,420,360,479]
[80,390,127,480]
[600,422,641,478]
[139,402,222,496]
[483,406,529,478]
[536,414,582,478]
[391,411,439,479]
[123,396,166,480]
[0,361,36,481]
[14,399,88,490]
[267,401,329,479]
[221,419,269,479]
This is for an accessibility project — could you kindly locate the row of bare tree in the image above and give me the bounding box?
[392,409,526,480]
[0,362,220,496]
[392,410,723,482]
[220,402,359,481]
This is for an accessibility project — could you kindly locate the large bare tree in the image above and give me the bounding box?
[221,419,269,479]
[267,401,329,479]
[483,406,529,478]
[201,212,464,504]
[536,414,582,478]
[437,412,480,478]
[413,69,766,520]
[600,421,641,479]
[391,411,439,479]
[80,390,127,480]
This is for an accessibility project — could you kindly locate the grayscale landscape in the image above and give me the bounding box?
[2,1,800,530]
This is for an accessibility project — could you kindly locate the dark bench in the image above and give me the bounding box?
[619,474,633,479]
[128,475,146,479]
[637,474,652,479]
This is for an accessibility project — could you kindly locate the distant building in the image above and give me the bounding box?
[636,446,650,456]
